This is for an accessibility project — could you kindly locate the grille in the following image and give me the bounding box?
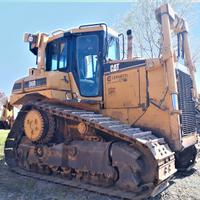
[176,69,196,135]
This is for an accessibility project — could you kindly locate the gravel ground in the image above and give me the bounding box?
[0,159,200,200]
[156,163,200,200]
[0,130,200,200]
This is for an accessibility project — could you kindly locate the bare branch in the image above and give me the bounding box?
[115,0,196,60]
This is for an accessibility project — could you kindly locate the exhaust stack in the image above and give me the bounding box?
[127,29,133,59]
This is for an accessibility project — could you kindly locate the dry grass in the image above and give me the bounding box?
[0,130,9,159]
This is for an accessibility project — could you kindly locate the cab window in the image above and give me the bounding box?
[46,38,68,71]
[107,36,120,61]
[76,34,100,97]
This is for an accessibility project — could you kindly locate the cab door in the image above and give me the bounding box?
[72,31,104,98]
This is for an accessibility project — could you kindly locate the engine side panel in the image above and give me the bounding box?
[103,63,182,151]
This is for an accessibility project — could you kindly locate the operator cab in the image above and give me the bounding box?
[13,24,135,102]
[44,24,120,98]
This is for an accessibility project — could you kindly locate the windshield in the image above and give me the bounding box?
[76,34,100,97]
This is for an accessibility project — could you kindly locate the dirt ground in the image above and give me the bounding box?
[0,130,200,200]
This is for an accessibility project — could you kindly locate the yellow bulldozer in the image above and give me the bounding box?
[4,4,200,199]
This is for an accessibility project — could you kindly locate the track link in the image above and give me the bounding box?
[4,101,176,199]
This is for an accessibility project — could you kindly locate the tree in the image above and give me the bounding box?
[115,0,195,59]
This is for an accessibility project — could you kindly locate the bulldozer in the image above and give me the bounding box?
[0,91,13,129]
[4,4,200,199]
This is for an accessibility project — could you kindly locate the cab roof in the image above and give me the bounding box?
[48,23,119,42]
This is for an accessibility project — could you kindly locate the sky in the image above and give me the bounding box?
[0,2,132,96]
[0,1,200,96]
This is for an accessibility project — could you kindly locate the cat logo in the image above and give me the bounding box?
[110,63,119,72]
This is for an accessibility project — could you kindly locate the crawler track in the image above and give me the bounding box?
[4,101,176,200]
[196,110,200,134]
